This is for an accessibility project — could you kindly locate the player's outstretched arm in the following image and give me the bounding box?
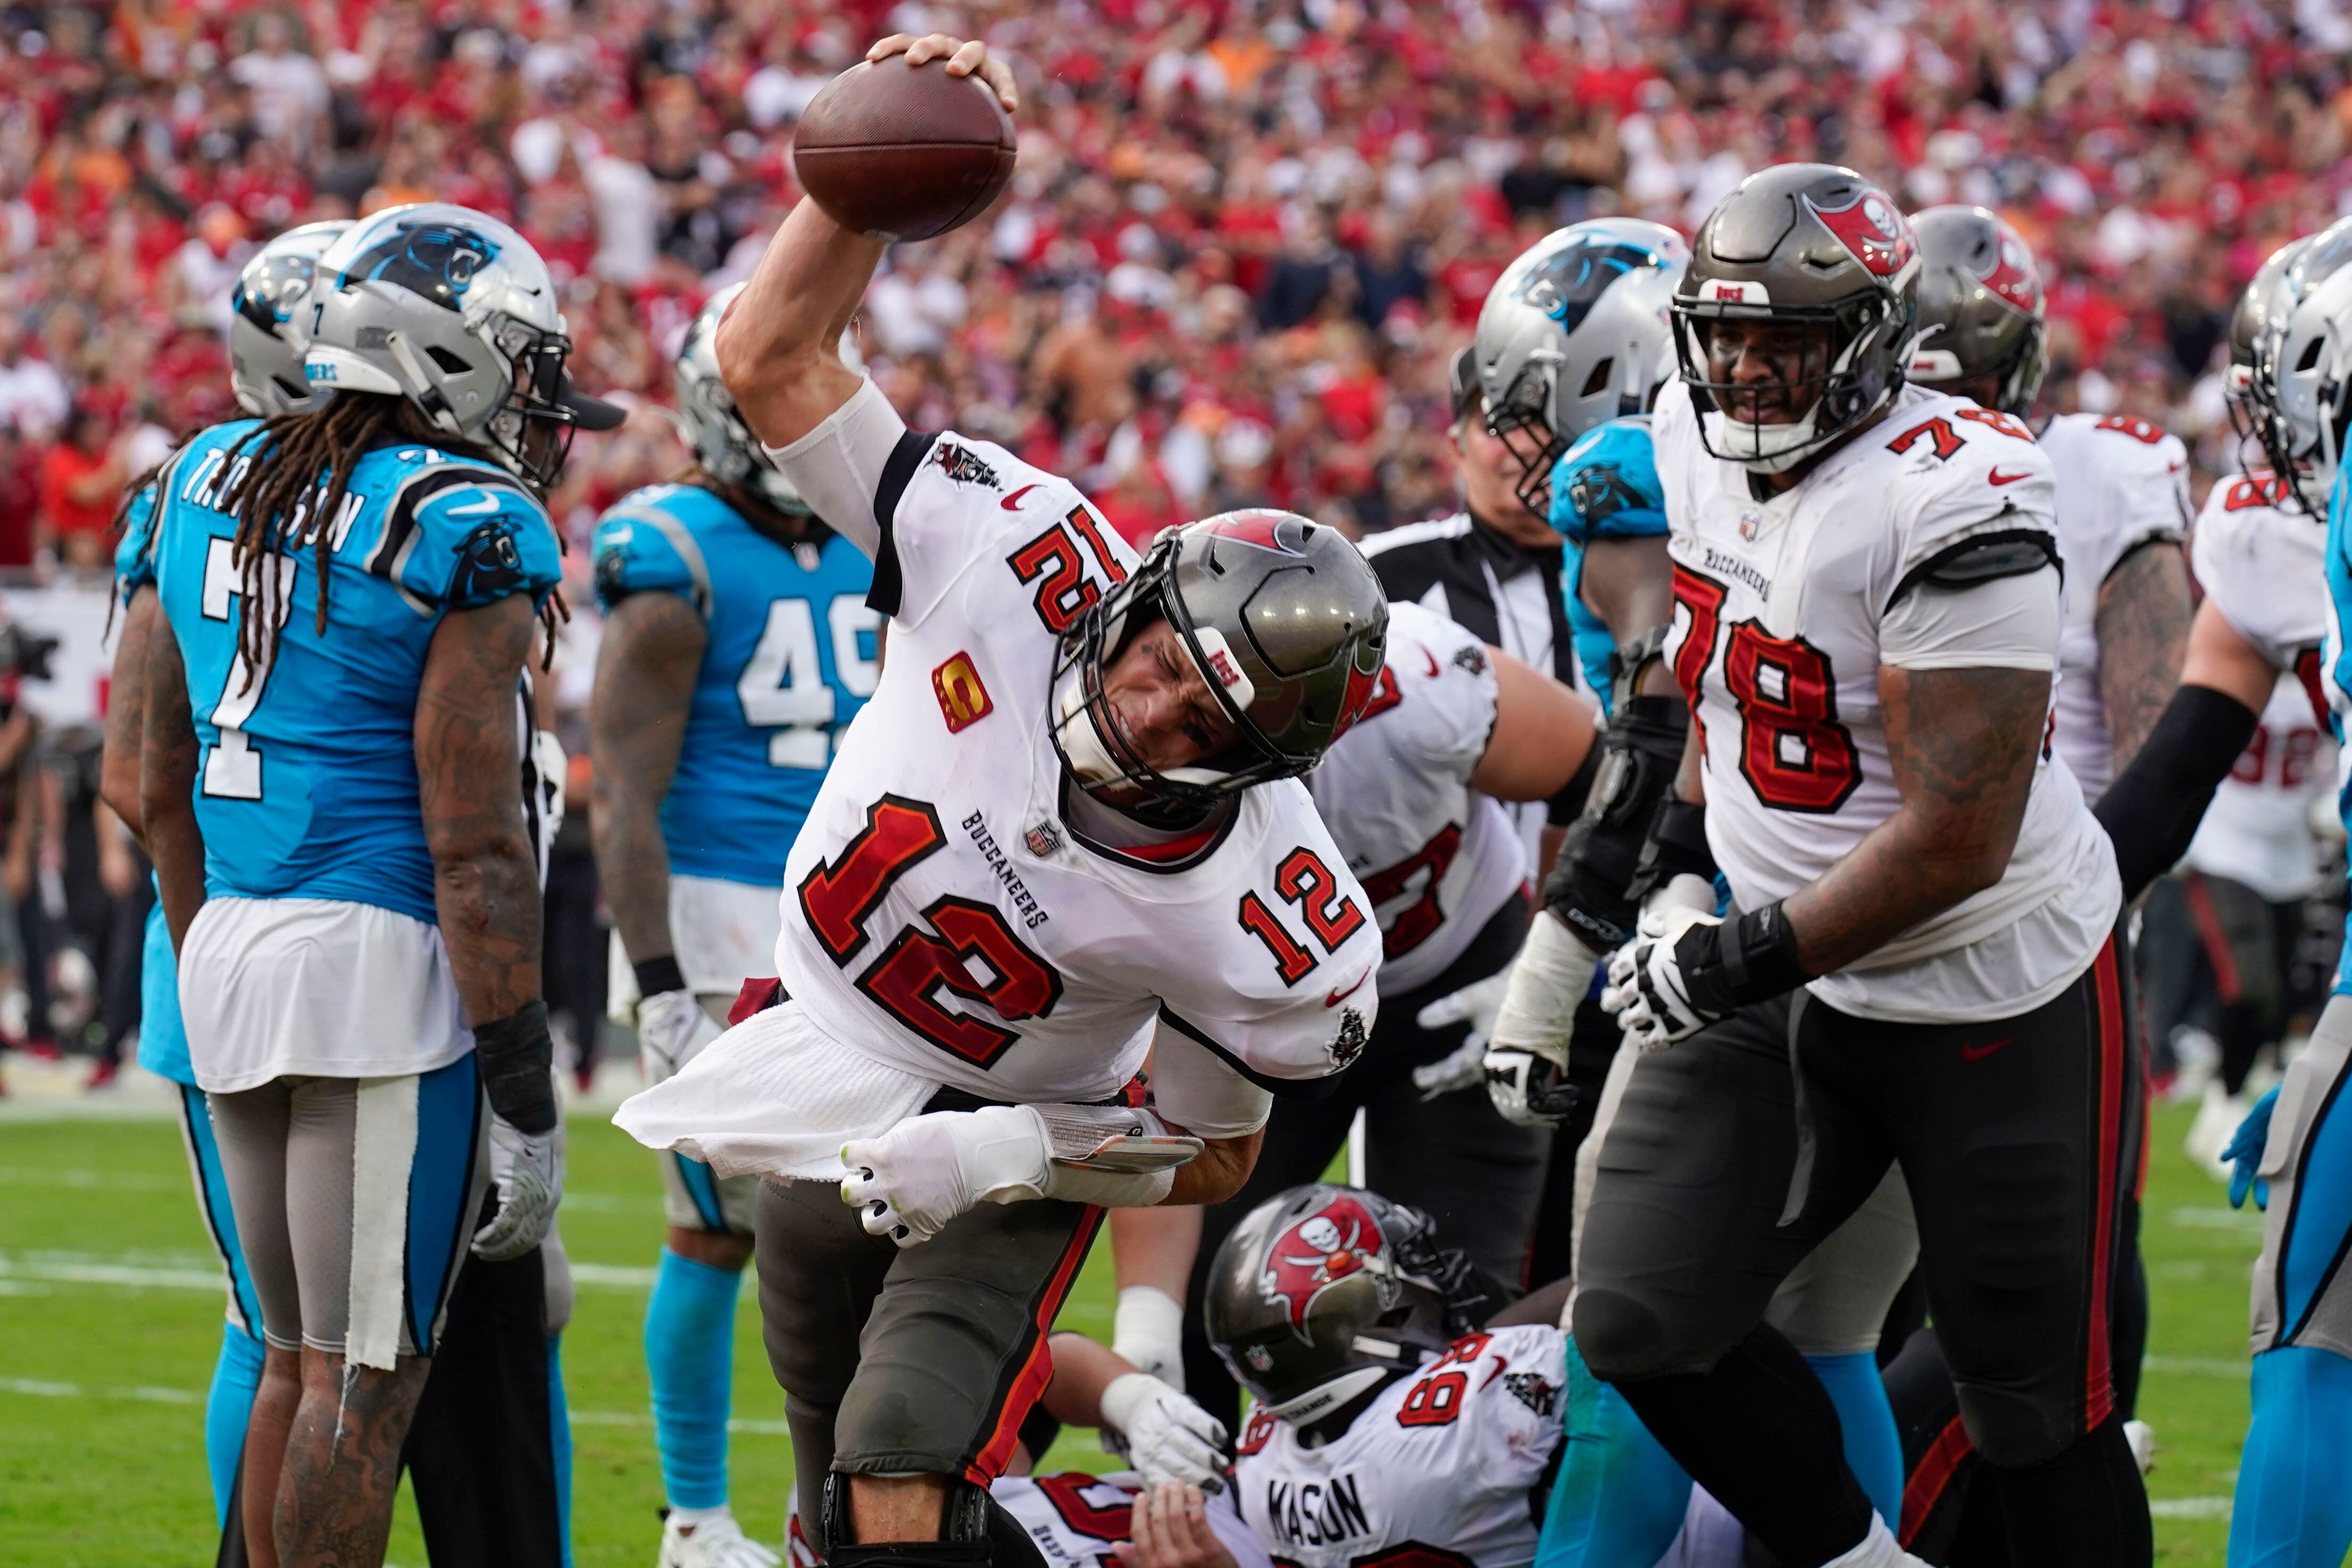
[1579,534,1681,698]
[2092,596,2270,901]
[715,33,1015,454]
[588,591,703,974]
[1780,661,2049,977]
[1044,1332,1231,1494]
[2094,539,2191,777]
[1466,648,1597,803]
[138,614,204,950]
[100,585,159,840]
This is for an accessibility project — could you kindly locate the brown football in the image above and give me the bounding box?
[791,55,1017,243]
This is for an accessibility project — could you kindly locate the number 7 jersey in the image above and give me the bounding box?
[769,426,1383,1105]
[151,418,562,924]
[1653,385,2120,1022]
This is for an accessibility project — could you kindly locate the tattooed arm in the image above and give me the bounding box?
[1780,661,2049,976]
[416,595,541,1024]
[139,614,205,950]
[101,586,157,837]
[588,590,705,972]
[2094,539,2191,776]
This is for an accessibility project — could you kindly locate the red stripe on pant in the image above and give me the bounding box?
[2086,936,2125,1432]
[2182,873,2245,1005]
[1900,1414,1974,1547]
[964,1205,1107,1483]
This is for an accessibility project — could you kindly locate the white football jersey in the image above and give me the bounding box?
[769,428,1383,1104]
[1311,600,1528,995]
[2184,672,2333,902]
[2038,411,2191,803]
[2191,471,2329,676]
[1234,1325,1566,1568]
[788,1474,1275,1568]
[1653,386,2121,1022]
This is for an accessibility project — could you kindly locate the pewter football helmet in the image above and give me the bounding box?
[2258,220,2352,513]
[675,281,809,515]
[1475,219,1689,512]
[229,220,352,418]
[1050,511,1388,825]
[1203,1185,1468,1425]
[1905,205,2047,416]
[305,203,621,488]
[1673,163,1921,474]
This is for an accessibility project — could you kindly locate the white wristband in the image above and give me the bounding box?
[1113,1285,1186,1365]
[1487,910,1604,1067]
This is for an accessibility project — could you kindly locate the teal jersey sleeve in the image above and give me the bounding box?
[393,464,563,613]
[114,482,161,605]
[1548,416,1667,545]
[591,487,712,619]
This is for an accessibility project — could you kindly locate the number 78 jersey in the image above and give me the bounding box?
[1653,385,2120,1022]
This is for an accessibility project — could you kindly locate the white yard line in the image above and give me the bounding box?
[0,1373,783,1433]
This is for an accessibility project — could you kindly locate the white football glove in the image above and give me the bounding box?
[474,1113,563,1261]
[840,1105,1055,1247]
[637,988,724,1086]
[1113,1285,1188,1391]
[1482,1047,1578,1127]
[1100,1372,1230,1492]
[1601,902,1723,1052]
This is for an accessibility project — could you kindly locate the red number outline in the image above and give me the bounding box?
[1007,527,1100,635]
[1359,823,1463,960]
[1955,406,2033,441]
[1887,415,1964,460]
[1239,891,1317,983]
[1276,847,1368,951]
[798,796,947,963]
[2094,413,2166,445]
[1671,565,1728,753]
[1723,621,1863,813]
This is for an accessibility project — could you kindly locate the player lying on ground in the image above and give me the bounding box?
[591,283,879,1568]
[617,30,1390,1568]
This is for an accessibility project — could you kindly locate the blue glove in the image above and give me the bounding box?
[2225,1087,2279,1211]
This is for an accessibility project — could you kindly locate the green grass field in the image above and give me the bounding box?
[0,1100,2267,1564]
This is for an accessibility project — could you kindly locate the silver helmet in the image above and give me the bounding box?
[1673,163,1921,474]
[1475,219,1689,513]
[2226,237,2311,468]
[2258,221,2352,513]
[1203,1184,1470,1427]
[1050,511,1387,826]
[305,203,621,488]
[675,281,808,515]
[228,220,352,418]
[1905,205,2047,416]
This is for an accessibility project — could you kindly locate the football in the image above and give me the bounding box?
[791,54,1017,243]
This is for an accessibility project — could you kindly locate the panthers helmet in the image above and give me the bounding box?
[2258,220,2352,513]
[2225,237,2311,468]
[228,220,352,418]
[1203,1185,1468,1425]
[1475,219,1689,512]
[1673,163,1921,474]
[305,203,622,488]
[676,281,811,515]
[1049,511,1387,827]
[1905,205,2047,417]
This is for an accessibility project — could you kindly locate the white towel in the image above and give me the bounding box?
[612,999,939,1180]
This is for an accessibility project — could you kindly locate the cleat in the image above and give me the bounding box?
[658,1510,781,1568]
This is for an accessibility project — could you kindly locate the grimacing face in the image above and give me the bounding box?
[1095,616,1244,778]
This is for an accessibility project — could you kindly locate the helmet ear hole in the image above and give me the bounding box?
[1579,356,1615,397]
[2299,338,2327,373]
[427,345,472,375]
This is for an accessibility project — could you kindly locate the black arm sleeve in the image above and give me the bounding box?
[473,1000,558,1133]
[2092,682,2262,902]
[1540,693,1687,949]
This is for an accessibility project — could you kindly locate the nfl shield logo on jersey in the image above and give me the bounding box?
[1024,821,1061,857]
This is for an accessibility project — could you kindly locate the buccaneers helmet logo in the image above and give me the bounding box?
[1984,235,2043,315]
[1804,190,1916,280]
[1199,511,1308,554]
[1257,1195,1385,1337]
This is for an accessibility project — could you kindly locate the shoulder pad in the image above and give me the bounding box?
[593,489,715,618]
[371,461,559,613]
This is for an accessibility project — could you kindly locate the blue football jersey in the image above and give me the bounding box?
[2323,468,2352,994]
[116,480,160,604]
[152,419,562,924]
[1548,415,1667,716]
[591,483,878,887]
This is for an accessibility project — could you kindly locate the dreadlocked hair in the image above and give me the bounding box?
[214,393,568,688]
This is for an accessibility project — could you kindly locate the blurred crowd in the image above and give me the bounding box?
[8,0,2352,574]
[6,0,2352,1082]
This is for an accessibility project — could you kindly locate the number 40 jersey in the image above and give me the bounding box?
[1654,384,2120,1023]
[591,482,879,889]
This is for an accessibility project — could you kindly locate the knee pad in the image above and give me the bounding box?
[1571,1288,1684,1383]
[819,1473,1045,1568]
[1952,1382,2072,1469]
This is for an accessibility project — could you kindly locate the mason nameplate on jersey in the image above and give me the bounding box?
[932,652,994,732]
